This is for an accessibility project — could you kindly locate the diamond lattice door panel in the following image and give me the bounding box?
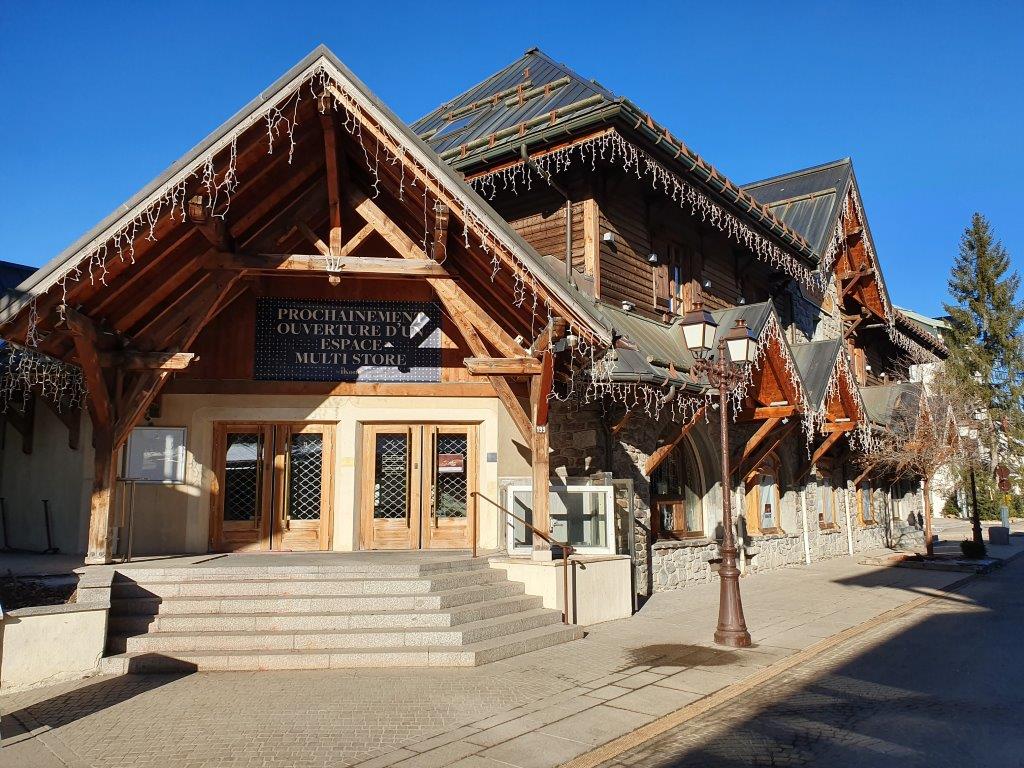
[360,424,477,551]
[212,423,334,552]
[274,425,334,551]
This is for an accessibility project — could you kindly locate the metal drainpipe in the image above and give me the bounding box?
[521,144,573,285]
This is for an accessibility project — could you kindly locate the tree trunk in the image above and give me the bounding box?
[922,476,934,557]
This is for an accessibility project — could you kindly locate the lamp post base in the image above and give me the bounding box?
[714,553,752,648]
[714,627,753,648]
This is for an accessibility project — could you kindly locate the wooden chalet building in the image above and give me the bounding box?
[413,48,948,592]
[0,46,947,611]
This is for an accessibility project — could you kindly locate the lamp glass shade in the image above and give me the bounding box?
[724,319,758,363]
[680,304,718,353]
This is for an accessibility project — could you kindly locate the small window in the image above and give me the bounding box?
[819,470,837,528]
[858,481,875,524]
[745,455,782,534]
[651,439,704,538]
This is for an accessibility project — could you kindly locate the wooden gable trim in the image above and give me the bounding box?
[795,430,846,483]
[736,420,797,479]
[644,405,708,476]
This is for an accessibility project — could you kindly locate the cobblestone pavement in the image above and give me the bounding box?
[599,554,1024,768]
[2,533,1021,768]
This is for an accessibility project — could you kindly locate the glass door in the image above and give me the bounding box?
[421,426,475,550]
[360,424,476,550]
[272,424,334,551]
[213,425,273,552]
[211,423,333,552]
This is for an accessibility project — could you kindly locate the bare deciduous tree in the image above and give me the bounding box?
[857,378,978,557]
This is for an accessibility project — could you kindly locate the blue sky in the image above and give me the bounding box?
[1,1,1021,317]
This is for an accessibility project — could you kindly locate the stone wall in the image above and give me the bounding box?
[745,532,805,573]
[544,398,928,600]
[651,539,718,590]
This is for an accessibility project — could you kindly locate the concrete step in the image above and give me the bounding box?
[111,557,490,582]
[108,593,546,634]
[99,623,584,672]
[110,581,526,617]
[110,608,563,654]
[110,568,504,599]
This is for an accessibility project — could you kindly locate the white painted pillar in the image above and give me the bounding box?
[800,487,812,565]
[844,489,855,555]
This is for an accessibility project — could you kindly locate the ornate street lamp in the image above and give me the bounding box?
[681,304,756,648]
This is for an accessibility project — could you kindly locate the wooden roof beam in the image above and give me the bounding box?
[458,321,531,442]
[795,430,846,482]
[64,307,114,435]
[737,420,798,479]
[206,252,451,277]
[320,111,344,258]
[644,405,708,476]
[98,350,196,371]
[465,357,543,376]
[345,186,525,358]
[730,417,780,476]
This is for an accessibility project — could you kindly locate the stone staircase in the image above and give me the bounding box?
[99,557,581,672]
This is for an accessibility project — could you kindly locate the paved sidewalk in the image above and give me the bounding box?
[3,530,1022,768]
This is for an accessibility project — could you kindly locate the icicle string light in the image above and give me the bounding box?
[0,343,86,414]
[15,61,611,377]
[470,131,816,288]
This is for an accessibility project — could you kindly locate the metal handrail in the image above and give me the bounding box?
[471,491,575,625]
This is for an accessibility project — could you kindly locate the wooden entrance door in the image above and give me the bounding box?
[211,423,334,552]
[359,424,476,550]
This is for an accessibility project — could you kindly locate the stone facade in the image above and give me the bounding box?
[542,400,927,599]
[651,540,719,590]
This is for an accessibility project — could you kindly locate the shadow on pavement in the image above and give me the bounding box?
[1,668,191,737]
[620,644,740,670]
[606,557,1024,768]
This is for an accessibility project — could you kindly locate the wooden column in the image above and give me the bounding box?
[66,307,117,565]
[86,431,116,564]
[530,351,554,559]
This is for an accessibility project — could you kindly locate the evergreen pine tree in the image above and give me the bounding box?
[943,213,1024,416]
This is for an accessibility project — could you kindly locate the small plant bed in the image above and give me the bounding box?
[893,553,1002,574]
[0,571,77,611]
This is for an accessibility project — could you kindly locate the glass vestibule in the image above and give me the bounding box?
[505,483,616,554]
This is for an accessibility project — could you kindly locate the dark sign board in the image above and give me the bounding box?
[255,298,442,382]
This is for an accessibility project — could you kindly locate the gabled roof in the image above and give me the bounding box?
[893,306,950,357]
[742,159,853,257]
[895,307,949,339]
[791,339,844,410]
[595,301,806,396]
[0,45,612,346]
[414,48,819,273]
[860,382,923,428]
[414,48,613,158]
[0,261,35,295]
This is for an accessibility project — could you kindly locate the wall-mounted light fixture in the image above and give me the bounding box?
[647,252,660,264]
[602,232,616,244]
[621,300,635,312]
